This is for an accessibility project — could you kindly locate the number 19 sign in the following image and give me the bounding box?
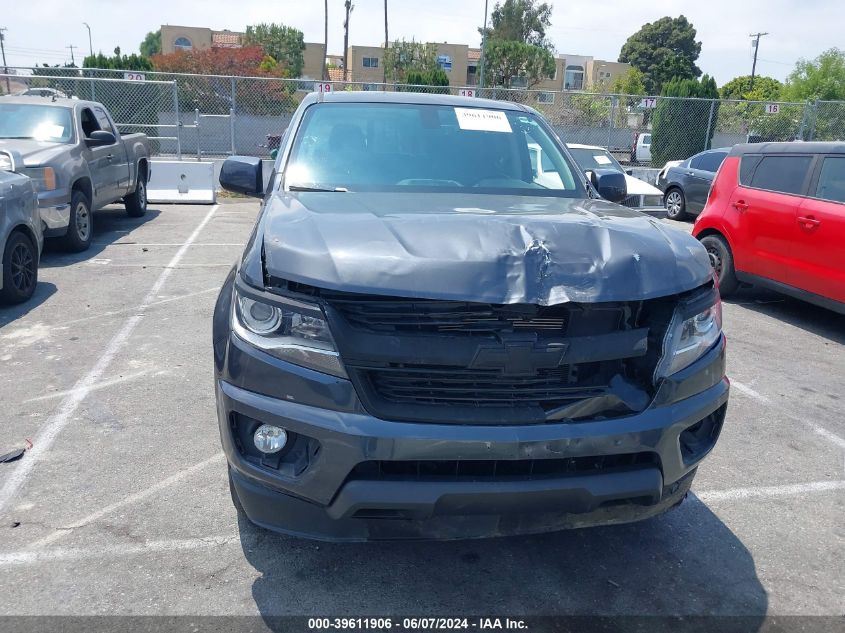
[315,82,332,93]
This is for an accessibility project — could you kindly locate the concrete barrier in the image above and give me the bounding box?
[148,160,216,204]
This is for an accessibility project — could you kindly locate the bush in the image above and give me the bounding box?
[651,75,719,166]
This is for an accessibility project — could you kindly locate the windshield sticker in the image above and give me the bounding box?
[454,108,512,133]
[593,154,612,165]
[33,123,65,140]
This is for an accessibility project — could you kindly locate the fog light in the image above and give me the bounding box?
[253,424,287,454]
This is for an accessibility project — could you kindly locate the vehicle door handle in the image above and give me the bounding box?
[106,154,114,162]
[732,201,748,212]
[797,216,821,229]
[686,171,695,176]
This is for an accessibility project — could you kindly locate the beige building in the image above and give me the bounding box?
[159,24,324,78]
[346,42,469,87]
[157,24,628,93]
[160,25,243,54]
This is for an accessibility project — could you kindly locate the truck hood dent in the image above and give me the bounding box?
[259,192,712,305]
[0,139,69,166]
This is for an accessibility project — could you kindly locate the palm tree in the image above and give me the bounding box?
[383,0,388,84]
[323,0,328,80]
[343,0,354,81]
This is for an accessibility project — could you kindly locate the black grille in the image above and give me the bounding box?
[348,452,659,482]
[330,298,570,335]
[621,194,642,208]
[364,365,608,408]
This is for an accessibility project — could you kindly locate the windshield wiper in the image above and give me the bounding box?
[287,185,348,192]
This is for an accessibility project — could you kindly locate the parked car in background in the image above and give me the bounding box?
[693,142,845,314]
[0,150,42,304]
[631,132,651,163]
[655,160,683,186]
[16,87,71,100]
[214,92,727,541]
[0,96,150,252]
[566,143,665,217]
[657,148,730,220]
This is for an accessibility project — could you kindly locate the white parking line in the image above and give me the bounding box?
[731,379,845,450]
[2,477,843,566]
[27,452,225,549]
[0,536,241,566]
[22,369,153,403]
[0,205,220,515]
[695,480,845,502]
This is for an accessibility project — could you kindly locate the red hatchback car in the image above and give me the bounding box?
[692,142,845,314]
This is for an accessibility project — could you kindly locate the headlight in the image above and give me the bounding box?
[232,288,346,378]
[23,167,57,192]
[0,153,14,172]
[655,293,722,379]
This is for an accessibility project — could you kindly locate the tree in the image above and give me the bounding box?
[482,39,555,89]
[478,0,556,89]
[482,0,553,50]
[243,23,306,78]
[781,48,845,141]
[651,74,719,166]
[383,0,388,84]
[619,16,702,94]
[609,67,646,95]
[343,1,354,80]
[83,51,153,71]
[403,67,449,93]
[139,30,161,58]
[781,48,845,102]
[384,39,437,82]
[720,75,782,101]
[323,0,329,80]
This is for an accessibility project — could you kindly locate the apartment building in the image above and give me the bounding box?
[157,24,628,94]
[159,25,325,79]
[345,42,469,87]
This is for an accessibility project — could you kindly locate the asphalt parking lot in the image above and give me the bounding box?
[0,200,842,625]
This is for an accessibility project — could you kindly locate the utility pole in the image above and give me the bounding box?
[0,28,10,95]
[478,0,489,90]
[383,0,388,85]
[83,22,93,58]
[749,32,769,91]
[67,44,77,66]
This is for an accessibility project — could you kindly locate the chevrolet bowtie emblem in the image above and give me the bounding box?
[469,341,569,376]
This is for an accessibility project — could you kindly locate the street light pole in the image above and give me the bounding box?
[478,0,489,90]
[83,22,93,59]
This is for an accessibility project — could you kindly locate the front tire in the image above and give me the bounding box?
[1,232,38,305]
[701,234,739,296]
[124,171,147,218]
[665,188,688,220]
[60,190,93,252]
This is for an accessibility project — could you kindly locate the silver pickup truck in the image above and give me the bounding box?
[0,96,150,251]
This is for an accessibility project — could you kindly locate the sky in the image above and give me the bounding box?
[2,0,842,85]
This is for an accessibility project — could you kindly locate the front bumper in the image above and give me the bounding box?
[216,330,728,541]
[37,189,71,235]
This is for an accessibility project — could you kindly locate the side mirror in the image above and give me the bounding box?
[588,168,627,203]
[219,156,264,197]
[86,130,116,147]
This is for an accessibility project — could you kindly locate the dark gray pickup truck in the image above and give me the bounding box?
[213,92,729,541]
[0,96,150,251]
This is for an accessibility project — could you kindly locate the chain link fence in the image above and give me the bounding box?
[3,67,844,166]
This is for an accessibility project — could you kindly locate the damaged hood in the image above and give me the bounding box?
[257,192,712,305]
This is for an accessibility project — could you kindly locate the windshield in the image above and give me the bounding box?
[567,147,624,173]
[0,104,74,143]
[284,102,582,196]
